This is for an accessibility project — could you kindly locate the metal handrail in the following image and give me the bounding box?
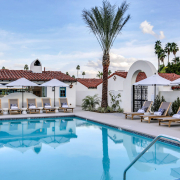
[123,134,180,180]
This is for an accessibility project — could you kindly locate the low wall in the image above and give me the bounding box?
[159,91,180,103]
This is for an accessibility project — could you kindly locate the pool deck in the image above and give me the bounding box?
[1,107,180,139]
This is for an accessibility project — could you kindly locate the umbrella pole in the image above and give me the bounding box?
[22,86,24,108]
[154,84,156,102]
[54,86,55,107]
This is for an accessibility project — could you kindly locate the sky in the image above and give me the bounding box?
[0,0,179,78]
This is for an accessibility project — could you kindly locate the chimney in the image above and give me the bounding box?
[44,67,45,71]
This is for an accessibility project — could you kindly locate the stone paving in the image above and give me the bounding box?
[1,107,180,139]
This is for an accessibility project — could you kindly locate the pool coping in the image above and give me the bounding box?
[0,113,180,147]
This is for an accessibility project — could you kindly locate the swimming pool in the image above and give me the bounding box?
[0,116,180,180]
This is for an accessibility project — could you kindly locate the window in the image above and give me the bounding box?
[34,59,41,66]
[60,87,66,97]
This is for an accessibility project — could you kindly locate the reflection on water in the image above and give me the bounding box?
[0,118,180,180]
[0,118,77,153]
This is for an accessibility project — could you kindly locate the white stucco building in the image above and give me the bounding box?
[76,60,180,112]
[0,59,76,108]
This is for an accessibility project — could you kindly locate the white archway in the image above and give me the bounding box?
[123,60,157,112]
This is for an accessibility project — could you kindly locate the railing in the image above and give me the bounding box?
[123,134,180,180]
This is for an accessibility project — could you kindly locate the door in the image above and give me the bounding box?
[133,85,148,112]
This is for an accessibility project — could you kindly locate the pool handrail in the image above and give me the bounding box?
[123,134,180,180]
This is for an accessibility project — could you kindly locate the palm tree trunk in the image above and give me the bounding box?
[168,53,169,64]
[101,54,110,108]
[158,59,160,71]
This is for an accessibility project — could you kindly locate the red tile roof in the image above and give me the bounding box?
[77,78,102,88]
[0,69,76,82]
[136,72,180,82]
[108,71,128,79]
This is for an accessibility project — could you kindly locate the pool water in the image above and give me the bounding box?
[0,116,180,180]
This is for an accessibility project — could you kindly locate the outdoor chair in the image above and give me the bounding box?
[140,102,172,123]
[27,98,40,114]
[59,98,74,113]
[41,98,55,113]
[123,101,153,120]
[0,99,3,115]
[157,107,180,127]
[8,99,22,115]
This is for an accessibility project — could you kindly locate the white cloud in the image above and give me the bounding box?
[140,21,165,39]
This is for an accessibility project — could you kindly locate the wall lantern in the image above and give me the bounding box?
[69,83,73,88]
[52,87,55,91]
[113,76,116,81]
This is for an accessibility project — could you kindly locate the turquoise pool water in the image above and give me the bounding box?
[0,116,180,180]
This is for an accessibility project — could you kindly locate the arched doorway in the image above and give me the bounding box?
[123,60,157,112]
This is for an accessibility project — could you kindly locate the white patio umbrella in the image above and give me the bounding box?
[40,79,68,107]
[133,73,171,102]
[171,78,180,85]
[5,78,39,108]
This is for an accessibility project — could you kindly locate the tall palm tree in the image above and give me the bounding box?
[82,1,130,107]
[154,40,162,70]
[82,71,86,78]
[171,42,179,64]
[164,43,172,64]
[172,57,180,64]
[76,65,80,78]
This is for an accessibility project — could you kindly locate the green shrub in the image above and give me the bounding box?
[117,107,124,113]
[82,94,100,110]
[171,97,180,115]
[109,92,122,111]
[151,95,166,112]
[106,106,114,113]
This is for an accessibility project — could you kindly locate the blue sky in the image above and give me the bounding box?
[0,0,179,78]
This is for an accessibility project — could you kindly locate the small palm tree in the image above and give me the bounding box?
[159,50,166,65]
[172,57,180,64]
[82,0,130,107]
[72,75,75,78]
[82,71,86,78]
[97,71,103,79]
[82,94,100,110]
[171,42,179,64]
[76,65,80,78]
[24,64,29,70]
[66,72,70,76]
[164,43,172,64]
[2,66,5,69]
[155,40,162,69]
[108,70,112,76]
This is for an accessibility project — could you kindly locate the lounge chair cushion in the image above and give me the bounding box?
[11,106,19,110]
[45,105,51,108]
[11,104,18,110]
[61,103,68,108]
[172,114,180,118]
[137,109,144,113]
[158,108,165,115]
[29,106,36,109]
[154,112,162,116]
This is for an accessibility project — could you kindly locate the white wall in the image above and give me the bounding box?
[108,75,125,108]
[47,82,76,107]
[76,82,101,106]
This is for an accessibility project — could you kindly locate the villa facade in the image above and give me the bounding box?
[77,60,180,112]
[0,59,77,108]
